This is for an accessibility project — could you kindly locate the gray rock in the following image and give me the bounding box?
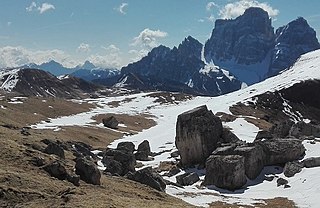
[221,128,240,143]
[255,130,273,141]
[284,161,303,177]
[167,166,181,177]
[126,167,166,192]
[212,145,236,156]
[289,121,320,138]
[176,172,200,186]
[102,156,123,176]
[270,120,295,138]
[117,142,135,154]
[44,142,65,159]
[113,150,136,175]
[43,161,68,180]
[234,145,265,180]
[175,105,223,166]
[170,150,180,158]
[277,178,288,187]
[257,138,305,165]
[102,116,119,129]
[66,174,80,186]
[135,140,151,161]
[303,157,320,168]
[75,157,101,185]
[204,155,247,190]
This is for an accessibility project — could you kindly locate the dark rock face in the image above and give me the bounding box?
[102,116,119,129]
[113,150,136,174]
[135,140,151,161]
[270,17,320,76]
[205,7,274,65]
[75,157,101,185]
[126,167,166,192]
[303,157,320,168]
[256,138,305,165]
[277,178,288,187]
[175,105,223,166]
[102,157,123,176]
[116,36,242,96]
[176,172,200,186]
[44,143,65,159]
[204,155,247,190]
[284,161,303,177]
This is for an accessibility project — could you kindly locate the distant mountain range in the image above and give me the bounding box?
[24,60,120,82]
[19,7,320,97]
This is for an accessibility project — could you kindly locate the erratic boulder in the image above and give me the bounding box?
[135,140,151,161]
[204,155,247,190]
[117,142,135,154]
[303,157,320,168]
[256,138,305,165]
[234,145,265,180]
[126,167,166,192]
[75,157,101,185]
[44,142,65,159]
[284,161,303,177]
[102,156,123,176]
[176,172,200,186]
[113,150,136,175]
[175,105,223,166]
[102,116,119,129]
[43,161,68,180]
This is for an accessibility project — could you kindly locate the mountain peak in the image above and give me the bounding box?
[242,7,269,18]
[81,60,96,70]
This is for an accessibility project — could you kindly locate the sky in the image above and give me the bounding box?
[0,0,319,69]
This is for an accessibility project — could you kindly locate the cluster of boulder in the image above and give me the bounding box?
[101,140,167,192]
[175,105,320,191]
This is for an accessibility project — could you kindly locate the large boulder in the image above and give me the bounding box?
[135,140,151,161]
[204,155,247,190]
[234,145,265,180]
[102,156,123,176]
[284,161,303,177]
[126,167,166,192]
[102,116,119,129]
[256,138,305,165]
[176,172,200,186]
[44,142,65,159]
[43,161,68,180]
[75,157,101,185]
[116,142,135,154]
[303,157,320,168]
[113,150,136,175]
[175,105,223,166]
[289,121,320,138]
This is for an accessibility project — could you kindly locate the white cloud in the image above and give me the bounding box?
[77,43,91,53]
[26,2,37,12]
[88,44,123,68]
[206,2,218,11]
[128,49,149,63]
[207,14,215,23]
[219,0,279,19]
[132,28,168,49]
[26,2,55,14]
[38,3,55,14]
[0,46,79,68]
[116,3,128,15]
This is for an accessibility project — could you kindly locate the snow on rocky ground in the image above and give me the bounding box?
[0,68,20,92]
[31,49,320,207]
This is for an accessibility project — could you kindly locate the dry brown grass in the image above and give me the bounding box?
[145,92,193,104]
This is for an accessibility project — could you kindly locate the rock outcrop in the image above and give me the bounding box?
[135,140,152,161]
[175,105,223,166]
[303,157,320,168]
[44,142,65,159]
[176,172,200,186]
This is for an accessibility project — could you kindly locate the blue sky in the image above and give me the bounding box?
[0,0,319,69]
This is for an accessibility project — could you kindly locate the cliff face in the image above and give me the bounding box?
[204,7,275,65]
[270,17,320,75]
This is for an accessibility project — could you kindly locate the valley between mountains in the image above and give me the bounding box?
[1,48,320,207]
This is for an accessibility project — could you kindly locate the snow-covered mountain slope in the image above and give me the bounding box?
[31,49,320,207]
[0,68,100,98]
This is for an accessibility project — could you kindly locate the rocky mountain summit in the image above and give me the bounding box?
[111,7,319,95]
[204,7,320,84]
[117,36,242,96]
